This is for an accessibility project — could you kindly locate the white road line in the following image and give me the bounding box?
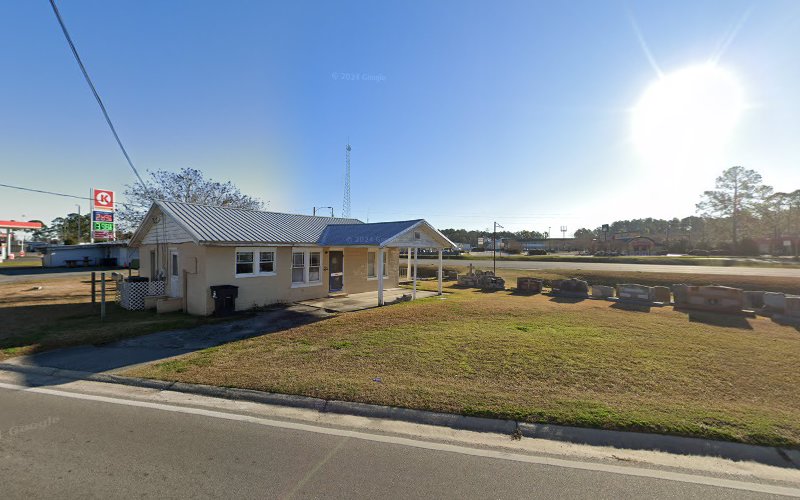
[2,382,798,497]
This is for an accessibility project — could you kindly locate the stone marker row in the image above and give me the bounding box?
[516,277,543,294]
[457,270,505,290]
[458,273,800,323]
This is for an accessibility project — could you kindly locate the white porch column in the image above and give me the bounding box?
[412,247,418,300]
[437,248,443,295]
[406,247,412,280]
[377,247,385,306]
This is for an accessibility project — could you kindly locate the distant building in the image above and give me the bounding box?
[754,235,799,256]
[41,241,139,267]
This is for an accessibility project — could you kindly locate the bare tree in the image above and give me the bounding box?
[696,166,771,246]
[119,168,264,229]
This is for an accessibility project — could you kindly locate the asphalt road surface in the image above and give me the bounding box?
[1,377,797,499]
[430,258,800,278]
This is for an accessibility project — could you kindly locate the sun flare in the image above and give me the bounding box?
[632,64,744,169]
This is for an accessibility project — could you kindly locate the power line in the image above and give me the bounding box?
[48,0,150,195]
[0,182,147,209]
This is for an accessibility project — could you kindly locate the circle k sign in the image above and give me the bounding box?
[94,189,115,210]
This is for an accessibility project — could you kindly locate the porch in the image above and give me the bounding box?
[298,288,439,313]
[317,219,455,307]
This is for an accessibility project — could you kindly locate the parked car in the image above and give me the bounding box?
[688,249,710,256]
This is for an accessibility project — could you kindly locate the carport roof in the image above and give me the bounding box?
[318,220,455,248]
[317,220,421,246]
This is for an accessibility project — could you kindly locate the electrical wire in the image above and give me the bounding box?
[48,0,150,196]
[0,182,148,208]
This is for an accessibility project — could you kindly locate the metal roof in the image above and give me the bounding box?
[317,220,424,247]
[157,201,363,245]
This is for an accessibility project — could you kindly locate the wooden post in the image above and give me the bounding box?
[412,248,418,300]
[437,248,443,295]
[91,271,96,303]
[100,272,106,321]
[377,248,384,306]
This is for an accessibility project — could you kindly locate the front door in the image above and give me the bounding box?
[169,249,181,298]
[329,251,343,292]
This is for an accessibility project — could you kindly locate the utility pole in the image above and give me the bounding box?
[75,204,81,244]
[342,141,351,218]
[493,221,504,275]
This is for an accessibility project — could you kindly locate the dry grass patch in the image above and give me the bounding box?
[0,274,225,360]
[127,282,800,448]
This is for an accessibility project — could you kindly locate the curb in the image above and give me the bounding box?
[1,362,798,469]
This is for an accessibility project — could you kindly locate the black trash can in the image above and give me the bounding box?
[210,285,239,316]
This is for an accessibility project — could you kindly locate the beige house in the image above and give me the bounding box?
[129,201,454,315]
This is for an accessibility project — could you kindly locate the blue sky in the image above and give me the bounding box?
[1,0,799,235]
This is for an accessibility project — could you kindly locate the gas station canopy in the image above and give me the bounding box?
[0,220,43,262]
[0,220,43,230]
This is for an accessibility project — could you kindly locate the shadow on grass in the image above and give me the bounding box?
[548,295,588,303]
[672,308,754,330]
[0,301,330,388]
[610,301,652,313]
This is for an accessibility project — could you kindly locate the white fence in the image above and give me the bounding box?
[117,280,165,311]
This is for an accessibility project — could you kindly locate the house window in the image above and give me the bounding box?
[292,252,305,283]
[309,252,321,282]
[290,248,322,285]
[368,252,376,278]
[235,247,277,277]
[236,251,254,275]
[171,252,179,277]
[368,250,389,279]
[259,251,274,273]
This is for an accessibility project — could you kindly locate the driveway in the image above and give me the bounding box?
[1,305,329,377]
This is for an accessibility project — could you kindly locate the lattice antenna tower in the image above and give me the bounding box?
[342,140,352,218]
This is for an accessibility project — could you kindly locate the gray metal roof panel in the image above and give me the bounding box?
[157,201,363,244]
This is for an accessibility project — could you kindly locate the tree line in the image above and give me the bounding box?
[573,166,799,255]
[442,167,798,256]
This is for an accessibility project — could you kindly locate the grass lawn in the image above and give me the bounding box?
[126,280,800,448]
[0,259,42,268]
[0,274,230,361]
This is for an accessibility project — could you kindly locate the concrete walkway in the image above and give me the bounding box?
[298,288,439,312]
[3,305,330,378]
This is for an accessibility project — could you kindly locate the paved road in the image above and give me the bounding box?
[428,258,800,277]
[1,376,797,499]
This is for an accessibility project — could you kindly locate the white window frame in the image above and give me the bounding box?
[290,247,323,287]
[258,250,276,274]
[367,251,377,279]
[235,247,277,278]
[367,249,389,280]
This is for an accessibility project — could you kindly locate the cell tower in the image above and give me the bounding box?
[342,141,352,218]
[560,226,568,239]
